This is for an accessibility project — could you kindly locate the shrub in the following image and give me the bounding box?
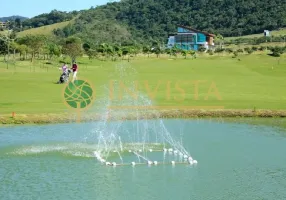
[244,47,254,54]
[237,49,244,53]
[232,51,238,58]
[272,51,281,57]
[207,50,214,55]
[251,46,258,51]
[225,48,233,53]
[258,46,266,51]
[214,48,225,53]
[198,46,207,52]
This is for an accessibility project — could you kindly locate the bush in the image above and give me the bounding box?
[272,51,281,57]
[198,46,207,52]
[269,46,285,57]
[237,49,244,53]
[244,47,254,54]
[251,46,258,51]
[207,50,214,55]
[214,48,225,53]
[232,51,238,58]
[59,60,66,64]
[225,48,233,53]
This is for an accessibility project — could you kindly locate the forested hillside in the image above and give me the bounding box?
[22,10,78,29]
[51,0,286,44]
[6,0,286,45]
[3,10,79,32]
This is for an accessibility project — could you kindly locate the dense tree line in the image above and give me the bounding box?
[22,10,78,28]
[1,33,285,68]
[6,0,286,45]
[6,10,79,31]
[51,0,286,44]
[1,10,78,32]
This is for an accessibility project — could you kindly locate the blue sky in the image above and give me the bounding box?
[1,0,112,18]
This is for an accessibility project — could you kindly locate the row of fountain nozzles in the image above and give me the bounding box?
[164,148,198,164]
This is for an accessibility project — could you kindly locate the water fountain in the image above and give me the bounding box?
[89,62,198,167]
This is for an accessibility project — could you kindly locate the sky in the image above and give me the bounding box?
[1,0,112,18]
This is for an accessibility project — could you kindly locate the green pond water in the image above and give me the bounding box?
[0,119,286,200]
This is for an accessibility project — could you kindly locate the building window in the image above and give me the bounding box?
[174,34,195,43]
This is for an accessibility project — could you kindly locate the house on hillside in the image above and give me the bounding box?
[167,25,215,51]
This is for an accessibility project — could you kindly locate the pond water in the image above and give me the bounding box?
[1,119,286,200]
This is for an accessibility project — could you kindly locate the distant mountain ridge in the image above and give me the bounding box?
[0,16,28,22]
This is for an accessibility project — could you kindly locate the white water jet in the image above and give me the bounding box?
[89,63,198,167]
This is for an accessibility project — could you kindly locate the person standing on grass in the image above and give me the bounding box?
[60,63,68,74]
[71,62,78,82]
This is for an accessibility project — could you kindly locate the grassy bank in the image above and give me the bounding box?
[225,28,286,41]
[0,53,286,124]
[1,109,286,125]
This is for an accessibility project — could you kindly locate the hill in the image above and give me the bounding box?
[225,28,286,41]
[10,0,286,45]
[20,10,79,30]
[50,0,286,45]
[17,20,73,37]
[0,16,28,22]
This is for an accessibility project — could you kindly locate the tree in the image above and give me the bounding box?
[86,49,98,60]
[181,50,187,59]
[83,43,91,52]
[143,45,151,57]
[45,43,62,60]
[215,34,224,49]
[17,44,29,60]
[62,37,83,63]
[17,35,46,62]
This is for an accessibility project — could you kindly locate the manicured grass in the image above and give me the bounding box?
[0,53,286,115]
[225,28,286,41]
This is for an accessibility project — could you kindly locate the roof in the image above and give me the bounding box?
[177,25,215,37]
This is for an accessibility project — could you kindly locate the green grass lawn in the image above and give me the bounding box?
[0,53,286,115]
[225,28,286,41]
[16,20,72,37]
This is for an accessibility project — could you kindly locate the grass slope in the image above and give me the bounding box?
[226,28,286,41]
[0,54,286,115]
[16,20,71,37]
